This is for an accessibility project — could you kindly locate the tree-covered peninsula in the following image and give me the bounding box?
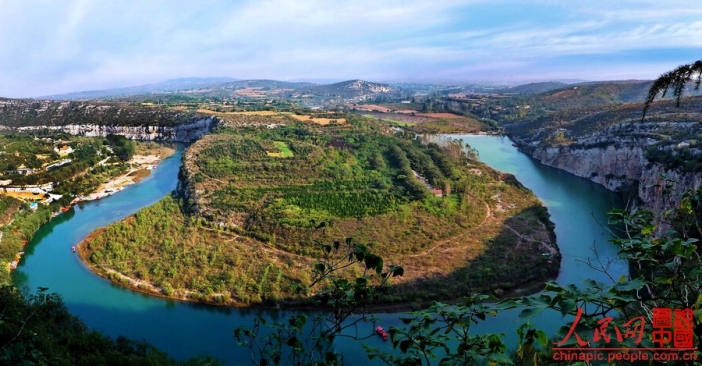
[78,113,558,307]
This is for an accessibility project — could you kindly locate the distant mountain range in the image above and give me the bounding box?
[525,80,655,109]
[32,77,702,112]
[40,78,410,102]
[40,77,240,100]
[498,82,571,94]
[299,79,407,100]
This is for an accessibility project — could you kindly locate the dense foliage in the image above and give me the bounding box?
[0,133,173,286]
[0,285,222,365]
[80,115,557,306]
[0,202,52,284]
[0,133,127,195]
[235,184,702,365]
[81,195,297,305]
[106,133,137,161]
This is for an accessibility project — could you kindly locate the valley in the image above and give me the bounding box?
[2,75,701,364]
[76,113,557,307]
[5,76,701,305]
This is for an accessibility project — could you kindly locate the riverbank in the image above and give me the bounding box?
[15,135,625,365]
[74,184,560,311]
[76,145,176,202]
[76,222,558,312]
[72,124,561,311]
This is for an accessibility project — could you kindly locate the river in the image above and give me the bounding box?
[12,135,626,364]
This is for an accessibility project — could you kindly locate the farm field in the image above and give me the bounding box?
[286,113,346,124]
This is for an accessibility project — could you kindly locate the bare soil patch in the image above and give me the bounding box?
[288,114,346,125]
[420,112,465,119]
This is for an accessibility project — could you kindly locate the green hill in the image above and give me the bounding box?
[79,114,558,307]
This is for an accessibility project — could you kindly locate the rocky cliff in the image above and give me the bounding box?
[524,142,702,213]
[528,144,644,192]
[508,118,702,215]
[15,116,217,142]
[0,98,204,127]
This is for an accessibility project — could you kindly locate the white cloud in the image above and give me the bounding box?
[1,0,702,97]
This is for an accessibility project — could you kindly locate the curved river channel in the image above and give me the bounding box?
[12,135,627,364]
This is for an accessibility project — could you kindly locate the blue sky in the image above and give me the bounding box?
[1,0,701,97]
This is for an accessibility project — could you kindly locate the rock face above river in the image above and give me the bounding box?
[524,141,702,214]
[0,98,219,142]
[16,117,217,142]
[0,98,203,126]
[528,144,645,192]
[507,108,702,215]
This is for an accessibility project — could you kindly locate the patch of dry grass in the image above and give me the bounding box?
[287,114,346,125]
[0,191,45,201]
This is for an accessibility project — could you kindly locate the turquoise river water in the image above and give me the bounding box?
[12,135,627,364]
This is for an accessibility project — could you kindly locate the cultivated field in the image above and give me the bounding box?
[0,191,46,201]
[286,114,346,125]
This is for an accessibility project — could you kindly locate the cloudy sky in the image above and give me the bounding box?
[1,0,701,98]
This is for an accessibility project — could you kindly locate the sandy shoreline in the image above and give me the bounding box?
[74,146,176,203]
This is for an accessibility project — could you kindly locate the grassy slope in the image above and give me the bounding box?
[79,116,558,307]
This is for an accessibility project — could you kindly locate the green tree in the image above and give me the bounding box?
[643,60,702,120]
[234,238,405,365]
[0,286,223,365]
[233,63,702,364]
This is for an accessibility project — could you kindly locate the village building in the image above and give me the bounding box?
[54,145,74,156]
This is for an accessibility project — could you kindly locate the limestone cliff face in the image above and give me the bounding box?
[15,117,217,142]
[506,116,702,215]
[529,144,645,192]
[516,140,702,214]
[637,164,702,214]
[176,162,201,215]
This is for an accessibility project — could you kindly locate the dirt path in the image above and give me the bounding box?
[404,201,491,258]
[502,221,556,259]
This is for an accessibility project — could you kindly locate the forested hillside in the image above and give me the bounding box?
[79,114,558,307]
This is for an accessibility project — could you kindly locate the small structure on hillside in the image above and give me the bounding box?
[54,145,74,156]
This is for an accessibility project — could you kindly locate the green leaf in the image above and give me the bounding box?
[489,352,515,365]
[399,339,412,353]
[558,299,576,317]
[390,265,404,277]
[613,279,646,291]
[314,263,325,273]
[543,281,563,292]
[518,307,545,319]
[582,278,602,289]
[534,330,549,347]
[375,257,384,275]
[364,254,381,273]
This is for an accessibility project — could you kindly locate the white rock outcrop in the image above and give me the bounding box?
[16,117,217,142]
